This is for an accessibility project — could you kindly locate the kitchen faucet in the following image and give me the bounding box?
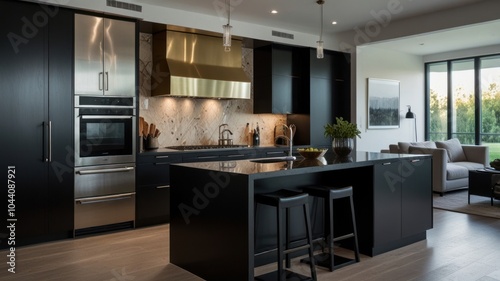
[275,124,296,160]
[218,124,233,146]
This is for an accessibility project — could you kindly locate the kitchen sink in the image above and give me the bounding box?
[166,144,249,150]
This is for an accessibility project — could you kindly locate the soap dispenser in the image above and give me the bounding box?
[252,129,260,146]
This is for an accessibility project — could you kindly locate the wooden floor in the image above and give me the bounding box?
[1,209,499,281]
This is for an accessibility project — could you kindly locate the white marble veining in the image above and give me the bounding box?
[139,33,286,147]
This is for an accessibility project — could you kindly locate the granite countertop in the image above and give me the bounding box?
[171,151,430,178]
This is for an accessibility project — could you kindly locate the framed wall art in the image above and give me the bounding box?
[367,78,400,129]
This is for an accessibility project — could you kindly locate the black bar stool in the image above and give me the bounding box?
[301,185,360,271]
[255,189,317,281]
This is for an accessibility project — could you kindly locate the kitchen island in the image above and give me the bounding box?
[169,152,432,280]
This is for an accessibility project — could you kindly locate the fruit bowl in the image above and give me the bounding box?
[297,148,328,159]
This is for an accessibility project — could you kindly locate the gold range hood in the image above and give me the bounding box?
[151,29,251,99]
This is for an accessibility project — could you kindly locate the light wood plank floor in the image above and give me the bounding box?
[1,209,499,281]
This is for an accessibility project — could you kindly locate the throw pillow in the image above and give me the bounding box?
[398,141,437,153]
[435,138,467,162]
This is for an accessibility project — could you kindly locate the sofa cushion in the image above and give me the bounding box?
[446,163,469,180]
[453,161,485,171]
[435,138,467,162]
[398,141,437,153]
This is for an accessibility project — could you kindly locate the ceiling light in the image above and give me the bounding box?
[316,0,325,59]
[332,21,337,25]
[222,0,232,52]
[270,10,278,14]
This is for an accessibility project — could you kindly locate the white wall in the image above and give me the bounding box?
[356,45,424,152]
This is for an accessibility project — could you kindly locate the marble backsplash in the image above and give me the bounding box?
[139,33,286,147]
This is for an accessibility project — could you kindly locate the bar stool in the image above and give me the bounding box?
[255,189,317,281]
[301,185,360,271]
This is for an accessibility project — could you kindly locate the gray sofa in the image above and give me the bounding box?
[382,139,489,196]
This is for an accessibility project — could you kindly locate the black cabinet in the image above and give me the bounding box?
[136,154,182,227]
[0,0,74,248]
[289,49,351,146]
[253,44,306,114]
[366,158,433,255]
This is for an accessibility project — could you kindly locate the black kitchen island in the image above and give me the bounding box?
[169,152,433,280]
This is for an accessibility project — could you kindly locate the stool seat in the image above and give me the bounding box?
[255,189,317,281]
[255,189,309,207]
[301,185,360,271]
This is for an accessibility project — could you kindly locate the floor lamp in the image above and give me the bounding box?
[406,105,417,141]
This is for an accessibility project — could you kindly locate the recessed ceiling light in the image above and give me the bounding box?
[332,21,337,25]
[270,10,278,14]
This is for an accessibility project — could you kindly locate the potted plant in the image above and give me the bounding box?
[324,117,361,158]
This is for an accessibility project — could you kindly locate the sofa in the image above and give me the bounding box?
[382,138,489,196]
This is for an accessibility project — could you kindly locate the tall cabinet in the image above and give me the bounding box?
[0,0,74,248]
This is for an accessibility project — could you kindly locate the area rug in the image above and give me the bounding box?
[433,190,500,219]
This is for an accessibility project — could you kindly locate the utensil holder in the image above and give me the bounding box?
[145,136,159,150]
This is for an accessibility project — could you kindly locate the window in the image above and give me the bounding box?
[426,54,500,161]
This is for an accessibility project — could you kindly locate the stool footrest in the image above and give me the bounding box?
[332,233,355,242]
[301,253,357,271]
[283,244,310,255]
[255,269,314,281]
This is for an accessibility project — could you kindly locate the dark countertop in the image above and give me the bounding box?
[171,151,430,178]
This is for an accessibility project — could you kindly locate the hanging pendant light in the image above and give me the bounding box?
[316,0,325,59]
[222,0,232,52]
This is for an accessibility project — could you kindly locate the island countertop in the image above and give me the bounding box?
[169,151,433,281]
[171,151,430,177]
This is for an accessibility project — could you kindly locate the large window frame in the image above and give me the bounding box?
[425,54,500,145]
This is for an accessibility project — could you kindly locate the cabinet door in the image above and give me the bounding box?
[103,18,136,96]
[47,7,75,239]
[74,14,104,96]
[0,1,49,247]
[310,77,333,146]
[136,184,170,227]
[401,158,432,237]
[373,161,402,245]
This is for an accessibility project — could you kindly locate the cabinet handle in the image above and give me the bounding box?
[382,162,392,165]
[154,162,170,166]
[105,71,109,91]
[197,155,218,159]
[76,167,134,175]
[267,151,284,155]
[48,121,52,163]
[155,155,170,159]
[99,72,103,90]
[156,185,169,189]
[411,159,421,163]
[76,193,135,205]
[227,154,244,158]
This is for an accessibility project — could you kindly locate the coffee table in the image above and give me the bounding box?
[468,169,499,206]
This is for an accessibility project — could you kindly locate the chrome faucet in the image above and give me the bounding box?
[275,124,296,160]
[218,124,233,146]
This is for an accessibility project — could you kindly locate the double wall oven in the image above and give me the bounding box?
[74,96,136,235]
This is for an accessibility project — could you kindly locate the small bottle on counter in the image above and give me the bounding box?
[252,129,260,146]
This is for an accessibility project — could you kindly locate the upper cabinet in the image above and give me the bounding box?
[74,14,136,96]
[253,44,307,114]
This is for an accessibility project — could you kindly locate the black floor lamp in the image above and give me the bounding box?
[406,105,417,141]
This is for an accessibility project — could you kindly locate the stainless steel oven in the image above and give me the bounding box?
[74,96,136,166]
[74,96,136,234]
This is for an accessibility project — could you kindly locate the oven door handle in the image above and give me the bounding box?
[76,193,135,205]
[76,167,135,175]
[80,115,134,120]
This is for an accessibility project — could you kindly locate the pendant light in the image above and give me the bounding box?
[316,0,325,59]
[222,0,232,52]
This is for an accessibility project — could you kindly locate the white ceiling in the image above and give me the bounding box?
[137,0,500,55]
